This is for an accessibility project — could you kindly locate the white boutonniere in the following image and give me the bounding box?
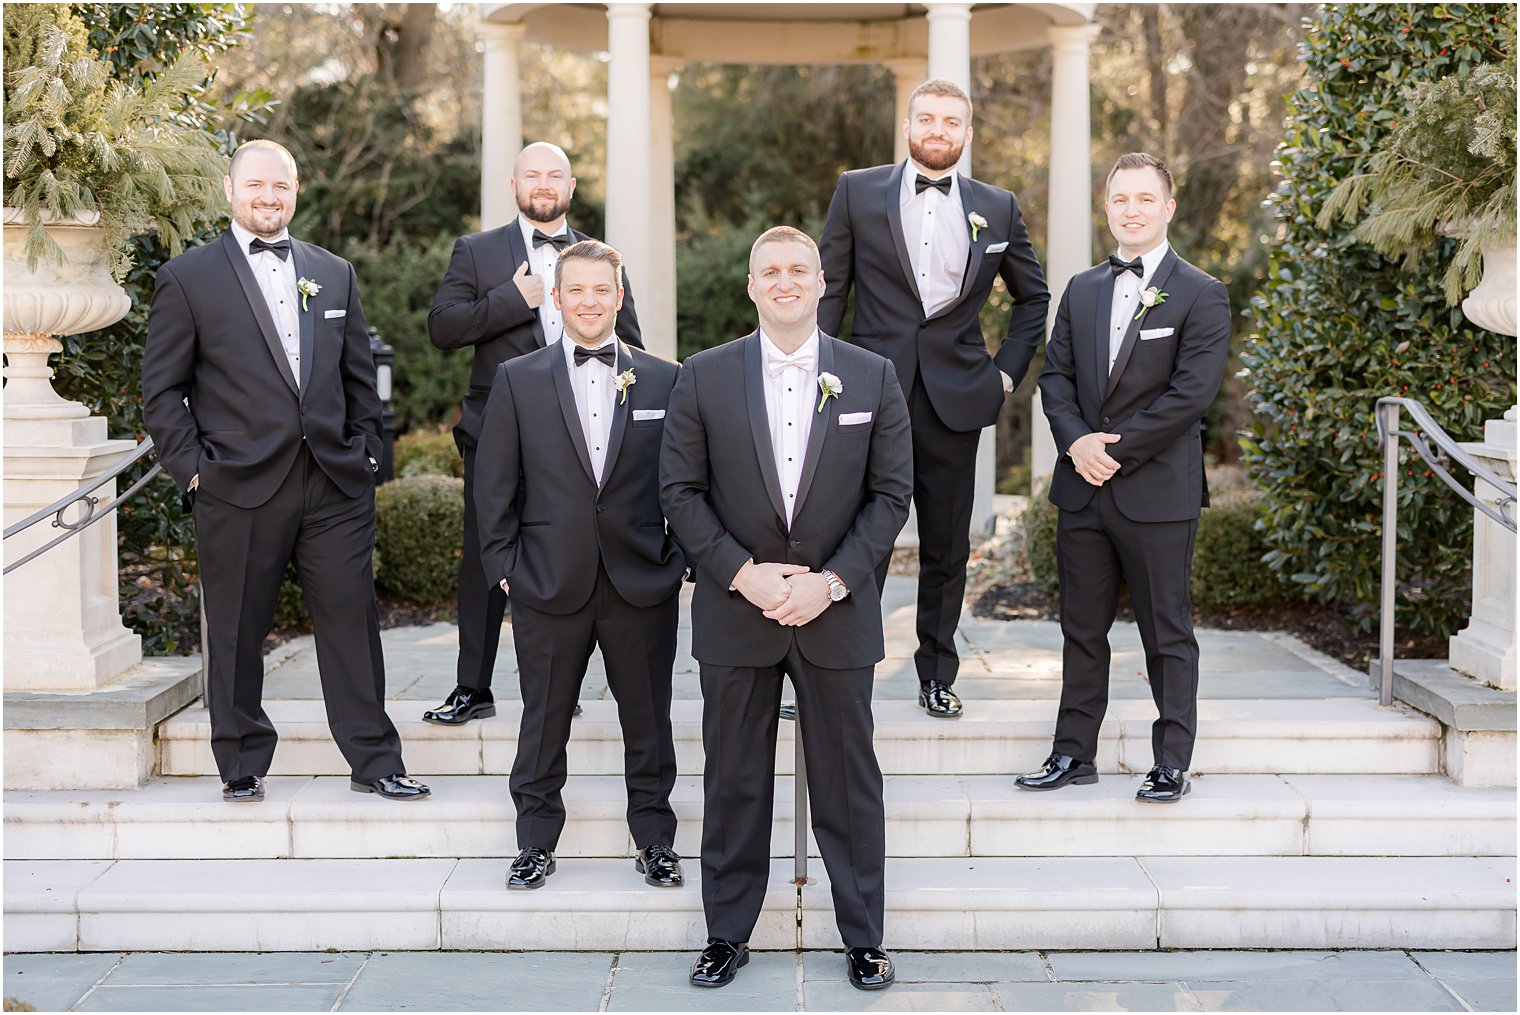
[296,277,322,312]
[968,211,988,242]
[614,368,637,405]
[816,372,843,413]
[1133,286,1168,322]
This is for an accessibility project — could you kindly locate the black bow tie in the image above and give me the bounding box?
[1108,254,1144,278]
[914,174,952,196]
[533,229,571,250]
[573,344,616,368]
[248,237,290,261]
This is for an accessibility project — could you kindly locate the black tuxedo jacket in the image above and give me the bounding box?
[1039,248,1232,523]
[428,217,643,446]
[142,232,382,509]
[818,162,1050,432]
[659,333,912,670]
[474,342,685,614]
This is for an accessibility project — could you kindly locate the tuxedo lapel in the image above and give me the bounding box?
[883,162,921,302]
[290,242,315,397]
[1083,271,1110,409]
[742,333,789,526]
[505,218,547,348]
[1105,249,1179,401]
[788,336,836,524]
[948,174,985,309]
[598,342,633,488]
[221,232,299,397]
[548,346,597,484]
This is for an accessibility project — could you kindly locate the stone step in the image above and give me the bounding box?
[157,698,1442,779]
[6,856,1512,953]
[7,774,1511,862]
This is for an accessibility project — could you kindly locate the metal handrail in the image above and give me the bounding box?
[1375,397,1517,705]
[3,437,162,575]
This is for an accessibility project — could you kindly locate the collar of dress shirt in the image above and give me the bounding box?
[759,328,820,372]
[899,159,959,206]
[562,334,618,370]
[230,219,291,258]
[1114,239,1171,285]
[520,217,569,251]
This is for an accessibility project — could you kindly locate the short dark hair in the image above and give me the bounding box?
[748,225,820,275]
[1105,152,1173,199]
[228,139,298,182]
[907,78,973,121]
[554,238,624,289]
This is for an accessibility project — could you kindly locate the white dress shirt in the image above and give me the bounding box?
[520,218,568,344]
[1108,240,1171,374]
[759,329,820,526]
[899,161,970,318]
[231,220,301,387]
[563,335,618,484]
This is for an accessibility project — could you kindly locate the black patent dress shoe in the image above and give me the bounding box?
[422,685,496,726]
[635,843,685,887]
[351,773,431,800]
[1136,766,1190,803]
[846,946,895,991]
[222,775,264,802]
[690,939,748,988]
[507,846,557,889]
[917,679,963,718]
[574,703,583,717]
[1014,752,1099,791]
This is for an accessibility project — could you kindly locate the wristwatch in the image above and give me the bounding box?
[821,569,849,602]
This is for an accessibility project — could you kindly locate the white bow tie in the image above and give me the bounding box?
[766,350,815,377]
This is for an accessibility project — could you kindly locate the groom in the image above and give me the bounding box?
[660,226,911,992]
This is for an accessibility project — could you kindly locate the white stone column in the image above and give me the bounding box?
[605,1,653,341]
[1032,23,1100,487]
[925,3,973,174]
[479,21,525,231]
[883,58,928,164]
[645,56,681,361]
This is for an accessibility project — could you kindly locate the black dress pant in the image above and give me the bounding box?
[1053,483,1201,770]
[194,446,403,783]
[457,439,509,691]
[874,376,980,687]
[699,641,885,948]
[509,564,678,851]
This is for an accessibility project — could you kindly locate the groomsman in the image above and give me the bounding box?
[661,227,911,991]
[475,240,685,888]
[425,142,642,726]
[142,140,428,802]
[1018,153,1231,803]
[819,78,1049,719]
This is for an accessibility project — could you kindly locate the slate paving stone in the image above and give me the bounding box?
[340,951,613,1011]
[1414,952,1520,1013]
[1188,977,1466,1012]
[803,979,1001,1011]
[994,980,1198,1012]
[1048,950,1427,982]
[76,984,344,1011]
[108,951,363,984]
[802,950,1047,983]
[607,950,797,1011]
[2,953,123,1013]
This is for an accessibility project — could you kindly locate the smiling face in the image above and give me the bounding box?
[1105,165,1176,258]
[904,91,972,174]
[748,238,825,338]
[224,146,298,239]
[511,143,575,227]
[553,254,623,348]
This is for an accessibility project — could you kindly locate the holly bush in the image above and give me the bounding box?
[1242,3,1517,636]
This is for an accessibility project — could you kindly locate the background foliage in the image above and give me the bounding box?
[1241,3,1517,637]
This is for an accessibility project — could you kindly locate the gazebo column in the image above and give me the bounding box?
[1032,23,1100,486]
[604,3,653,337]
[645,56,682,361]
[883,58,928,163]
[479,21,524,231]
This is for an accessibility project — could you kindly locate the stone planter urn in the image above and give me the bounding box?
[3,208,142,690]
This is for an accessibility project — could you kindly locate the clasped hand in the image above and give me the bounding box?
[1069,432,1122,487]
[732,560,833,627]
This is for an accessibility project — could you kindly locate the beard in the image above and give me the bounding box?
[518,189,571,225]
[908,135,963,173]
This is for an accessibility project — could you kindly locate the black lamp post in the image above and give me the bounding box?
[369,327,397,483]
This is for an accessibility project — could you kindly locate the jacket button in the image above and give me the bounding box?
[790,539,801,548]
[1102,416,1111,425]
[596,504,605,514]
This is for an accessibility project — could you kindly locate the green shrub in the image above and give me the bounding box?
[394,427,462,479]
[1190,495,1295,609]
[374,475,463,603]
[1021,488,1060,593]
[1242,3,1517,636]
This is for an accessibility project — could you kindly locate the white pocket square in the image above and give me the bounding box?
[839,411,873,426]
[632,409,666,421]
[1139,327,1174,340]
[985,241,1009,253]
[323,309,347,319]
